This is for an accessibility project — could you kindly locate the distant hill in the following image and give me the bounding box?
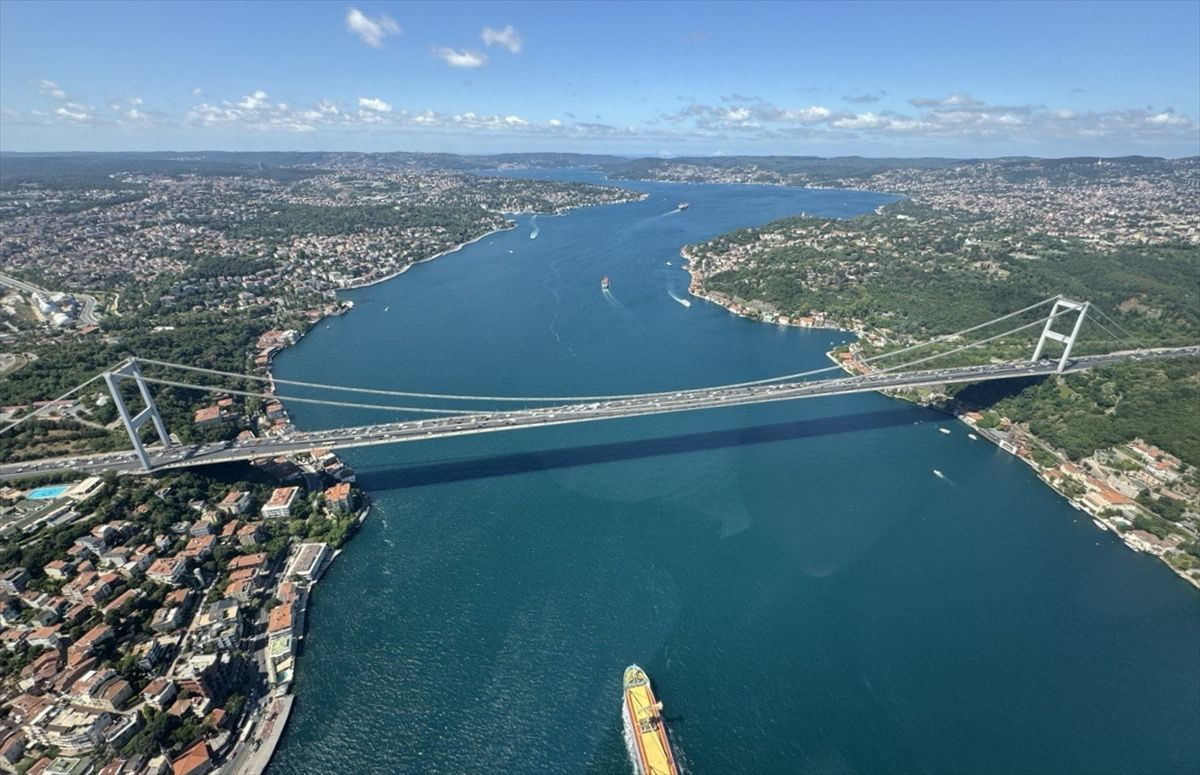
[0,150,628,190]
[3,150,1195,191]
[603,154,1199,187]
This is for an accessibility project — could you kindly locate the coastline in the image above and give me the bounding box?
[334,192,648,295]
[252,190,646,770]
[679,244,854,336]
[339,221,518,291]
[683,247,1199,591]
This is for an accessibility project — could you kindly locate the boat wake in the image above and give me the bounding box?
[668,291,692,308]
[621,699,640,775]
[530,215,540,240]
[933,469,962,490]
[543,257,579,361]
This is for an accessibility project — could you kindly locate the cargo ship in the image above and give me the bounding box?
[602,275,611,290]
[622,665,679,775]
[677,202,689,210]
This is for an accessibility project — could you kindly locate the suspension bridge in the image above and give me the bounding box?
[2,296,1196,479]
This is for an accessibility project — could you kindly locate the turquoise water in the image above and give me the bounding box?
[268,175,1200,774]
[27,484,69,500]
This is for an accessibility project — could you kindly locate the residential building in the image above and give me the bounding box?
[147,556,188,586]
[324,482,354,513]
[0,568,30,595]
[261,486,300,519]
[286,543,331,582]
[141,677,178,711]
[171,741,212,775]
[217,490,251,516]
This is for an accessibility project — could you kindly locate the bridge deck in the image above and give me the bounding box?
[2,346,1196,480]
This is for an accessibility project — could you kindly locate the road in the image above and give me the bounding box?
[2,345,1196,480]
[0,271,100,325]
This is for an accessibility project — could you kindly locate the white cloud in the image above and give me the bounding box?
[17,82,1192,153]
[1146,111,1188,126]
[832,111,887,130]
[482,24,522,54]
[435,48,486,68]
[780,105,830,122]
[357,97,392,112]
[237,90,270,110]
[346,7,401,49]
[656,93,1199,149]
[38,80,68,100]
[191,87,204,97]
[54,103,92,122]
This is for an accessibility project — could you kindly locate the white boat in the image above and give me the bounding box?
[967,433,978,440]
[933,469,945,479]
[939,428,951,435]
[1092,519,1109,531]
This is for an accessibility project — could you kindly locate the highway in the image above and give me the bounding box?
[2,345,1196,480]
[0,272,100,325]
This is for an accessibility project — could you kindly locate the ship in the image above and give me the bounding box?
[677,202,689,211]
[602,275,611,290]
[622,665,679,775]
[933,469,945,479]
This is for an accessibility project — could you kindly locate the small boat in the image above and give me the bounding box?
[677,202,689,211]
[939,428,951,435]
[1092,519,1109,531]
[384,306,390,312]
[601,276,610,291]
[967,433,978,440]
[933,469,945,479]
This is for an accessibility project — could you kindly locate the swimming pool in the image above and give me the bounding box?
[27,484,70,500]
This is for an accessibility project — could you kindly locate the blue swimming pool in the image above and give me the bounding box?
[27,484,70,500]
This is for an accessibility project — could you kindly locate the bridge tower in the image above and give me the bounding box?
[1032,297,1089,374]
[103,359,171,471]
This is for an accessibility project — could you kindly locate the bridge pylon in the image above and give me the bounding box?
[103,359,171,471]
[1032,297,1089,374]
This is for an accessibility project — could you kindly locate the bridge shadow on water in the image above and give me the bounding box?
[357,405,944,490]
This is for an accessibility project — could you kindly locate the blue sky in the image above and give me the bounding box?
[1,0,1197,156]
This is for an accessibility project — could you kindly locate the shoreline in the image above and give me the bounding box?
[683,247,1199,591]
[679,244,855,336]
[339,221,518,291]
[337,192,648,294]
[251,190,645,770]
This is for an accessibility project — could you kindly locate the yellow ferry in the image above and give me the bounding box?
[622,664,679,775]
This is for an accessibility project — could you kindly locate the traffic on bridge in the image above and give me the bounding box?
[3,345,1196,480]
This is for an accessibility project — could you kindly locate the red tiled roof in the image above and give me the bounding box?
[171,741,211,775]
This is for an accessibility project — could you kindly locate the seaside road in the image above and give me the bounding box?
[2,346,1196,481]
